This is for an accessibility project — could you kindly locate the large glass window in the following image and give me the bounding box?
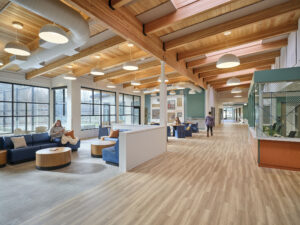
[119,93,141,125]
[53,87,67,125]
[81,88,116,130]
[0,82,50,134]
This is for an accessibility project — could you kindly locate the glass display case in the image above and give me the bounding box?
[248,68,300,139]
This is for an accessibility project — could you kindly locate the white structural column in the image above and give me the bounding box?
[159,61,167,126]
[67,80,81,136]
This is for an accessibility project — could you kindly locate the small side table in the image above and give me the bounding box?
[91,141,116,158]
[0,150,7,168]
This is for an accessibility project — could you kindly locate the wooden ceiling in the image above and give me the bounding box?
[0,0,299,95]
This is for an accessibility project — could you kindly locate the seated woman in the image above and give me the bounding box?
[49,120,79,145]
[174,117,181,125]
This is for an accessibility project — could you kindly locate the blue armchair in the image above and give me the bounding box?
[185,125,192,137]
[98,127,109,139]
[191,123,199,133]
[102,137,119,165]
[175,125,185,138]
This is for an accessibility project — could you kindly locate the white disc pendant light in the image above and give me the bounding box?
[91,68,104,76]
[227,77,240,86]
[39,24,69,44]
[231,87,242,93]
[158,78,169,83]
[131,80,141,86]
[216,54,240,68]
[123,61,138,71]
[4,41,31,56]
[169,90,176,95]
[64,74,77,80]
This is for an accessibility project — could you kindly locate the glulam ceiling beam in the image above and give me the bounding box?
[187,39,287,68]
[216,83,250,91]
[199,58,275,78]
[178,24,297,60]
[135,77,190,90]
[145,0,235,34]
[94,60,160,82]
[207,74,253,85]
[213,80,251,89]
[70,0,204,88]
[194,50,280,73]
[123,73,182,88]
[110,0,136,9]
[26,36,125,79]
[165,1,300,51]
[73,50,149,76]
[109,66,175,84]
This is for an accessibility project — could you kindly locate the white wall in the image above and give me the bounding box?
[119,126,167,172]
[205,85,220,125]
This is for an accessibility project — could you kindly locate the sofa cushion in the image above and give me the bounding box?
[35,142,58,149]
[8,145,40,163]
[32,133,50,144]
[3,136,14,149]
[109,129,119,138]
[11,136,27,149]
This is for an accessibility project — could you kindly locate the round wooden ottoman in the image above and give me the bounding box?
[36,147,71,170]
[0,150,7,168]
[91,140,116,158]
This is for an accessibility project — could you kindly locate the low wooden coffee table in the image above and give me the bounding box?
[0,150,7,168]
[91,140,116,158]
[36,147,71,170]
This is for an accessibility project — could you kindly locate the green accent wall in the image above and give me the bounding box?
[184,89,205,119]
[243,105,248,121]
[254,67,300,83]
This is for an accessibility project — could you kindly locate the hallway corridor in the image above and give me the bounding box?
[21,124,300,225]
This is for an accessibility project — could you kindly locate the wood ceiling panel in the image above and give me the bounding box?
[125,0,169,16]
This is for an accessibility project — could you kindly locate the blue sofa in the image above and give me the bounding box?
[175,126,185,138]
[1,133,80,164]
[102,137,119,165]
[185,125,192,137]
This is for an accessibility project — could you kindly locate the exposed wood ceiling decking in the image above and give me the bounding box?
[0,0,299,94]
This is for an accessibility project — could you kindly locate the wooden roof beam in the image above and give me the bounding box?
[199,58,275,78]
[178,24,297,60]
[213,80,251,89]
[26,36,125,79]
[216,83,250,91]
[187,39,287,68]
[70,0,204,88]
[136,77,190,90]
[207,74,253,85]
[110,0,136,9]
[194,50,280,73]
[165,1,300,51]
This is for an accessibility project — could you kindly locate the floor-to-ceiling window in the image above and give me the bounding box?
[53,87,67,125]
[81,87,116,130]
[119,93,141,125]
[0,82,50,134]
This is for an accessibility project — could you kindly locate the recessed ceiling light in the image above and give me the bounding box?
[158,78,169,83]
[234,95,242,98]
[127,43,134,47]
[12,21,23,30]
[176,86,184,90]
[244,103,247,106]
[131,81,141,86]
[4,41,30,56]
[91,68,105,76]
[64,75,77,80]
[0,60,3,66]
[67,65,73,68]
[95,55,100,59]
[217,54,240,68]
[231,87,242,93]
[123,61,138,71]
[39,24,69,44]
[224,31,231,36]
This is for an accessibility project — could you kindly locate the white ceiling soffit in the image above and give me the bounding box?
[160,0,289,42]
[136,1,176,23]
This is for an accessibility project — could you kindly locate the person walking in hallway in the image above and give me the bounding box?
[205,112,215,137]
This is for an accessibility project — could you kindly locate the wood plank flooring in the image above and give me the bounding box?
[21,124,300,225]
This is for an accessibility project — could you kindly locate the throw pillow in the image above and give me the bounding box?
[186,126,191,131]
[65,130,75,139]
[11,136,27,149]
[109,129,119,138]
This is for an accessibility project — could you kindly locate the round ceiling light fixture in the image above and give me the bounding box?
[234,95,242,98]
[123,61,138,71]
[4,41,31,56]
[231,87,242,93]
[216,54,240,69]
[169,90,176,95]
[39,24,69,44]
[224,31,231,36]
[226,77,240,86]
[189,89,196,95]
[12,21,23,30]
[107,84,116,88]
[127,43,134,47]
[131,80,141,86]
[95,55,101,59]
[91,68,105,76]
[176,86,185,90]
[64,74,77,80]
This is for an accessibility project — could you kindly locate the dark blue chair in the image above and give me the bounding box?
[191,123,199,133]
[167,126,171,137]
[102,137,119,165]
[98,127,109,139]
[185,125,192,137]
[175,126,185,138]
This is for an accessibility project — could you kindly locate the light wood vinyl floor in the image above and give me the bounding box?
[21,124,300,225]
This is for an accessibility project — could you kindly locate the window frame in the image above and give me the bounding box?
[119,93,141,125]
[0,81,50,134]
